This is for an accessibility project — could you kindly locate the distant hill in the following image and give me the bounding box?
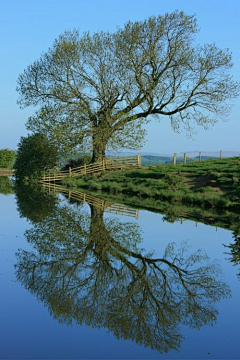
[178,150,240,158]
[108,150,240,159]
[141,155,172,165]
[141,152,239,166]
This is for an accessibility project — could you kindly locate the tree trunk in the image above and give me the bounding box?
[89,205,112,258]
[91,137,107,163]
[91,116,112,163]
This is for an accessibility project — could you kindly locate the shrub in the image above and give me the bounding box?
[165,174,182,190]
[61,154,91,171]
[14,134,58,181]
[0,149,16,168]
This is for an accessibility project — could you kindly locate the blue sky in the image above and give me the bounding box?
[0,0,239,154]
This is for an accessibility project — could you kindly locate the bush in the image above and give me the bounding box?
[165,174,182,190]
[61,154,91,170]
[14,134,59,181]
[0,149,16,168]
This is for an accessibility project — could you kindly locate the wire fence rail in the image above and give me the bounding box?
[42,182,139,219]
[172,150,224,166]
[41,154,141,182]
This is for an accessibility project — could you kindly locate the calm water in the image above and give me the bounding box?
[0,183,240,359]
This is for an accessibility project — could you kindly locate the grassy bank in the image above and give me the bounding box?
[62,157,240,211]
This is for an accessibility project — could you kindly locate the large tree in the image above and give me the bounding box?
[17,11,239,162]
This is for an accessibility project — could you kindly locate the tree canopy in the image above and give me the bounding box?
[14,133,58,180]
[0,148,16,168]
[17,11,239,161]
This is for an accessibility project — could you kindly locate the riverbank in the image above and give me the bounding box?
[62,157,240,211]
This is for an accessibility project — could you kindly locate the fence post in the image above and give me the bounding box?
[138,154,141,167]
[199,152,202,162]
[173,153,177,166]
[220,150,222,159]
[184,153,186,164]
[69,167,72,177]
[102,159,105,171]
[135,210,139,220]
[84,163,87,175]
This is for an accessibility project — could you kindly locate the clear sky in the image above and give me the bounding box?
[0,0,239,155]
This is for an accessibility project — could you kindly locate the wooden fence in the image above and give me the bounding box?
[42,182,139,219]
[41,154,141,182]
[0,169,15,176]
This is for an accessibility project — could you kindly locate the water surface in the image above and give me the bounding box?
[0,184,240,359]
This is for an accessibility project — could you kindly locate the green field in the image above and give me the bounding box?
[62,157,240,211]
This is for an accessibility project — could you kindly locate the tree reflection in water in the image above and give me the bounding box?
[226,230,240,279]
[0,176,14,195]
[15,188,231,353]
[14,183,58,223]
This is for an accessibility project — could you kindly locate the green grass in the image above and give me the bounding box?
[62,157,240,211]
